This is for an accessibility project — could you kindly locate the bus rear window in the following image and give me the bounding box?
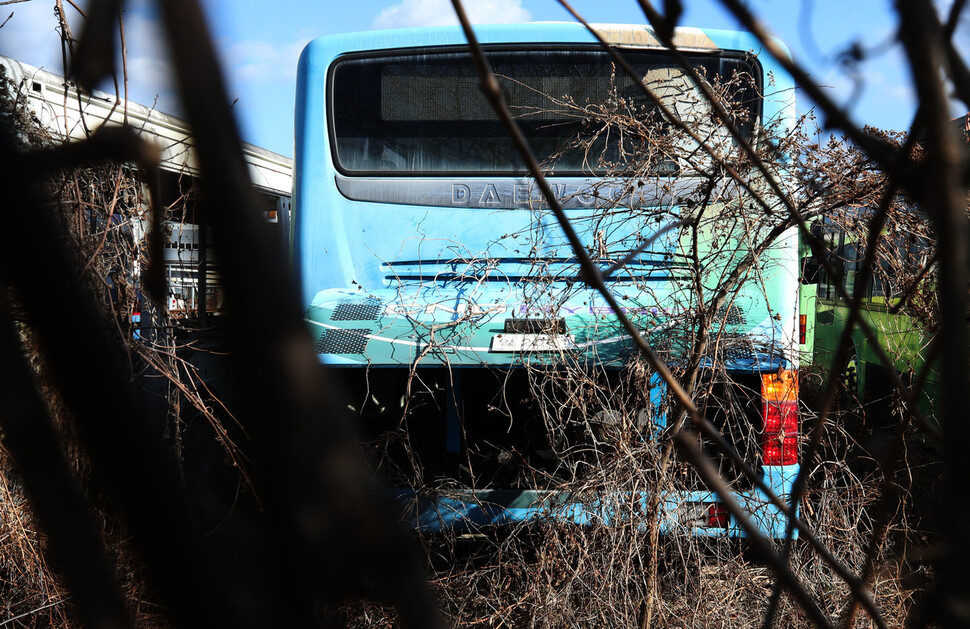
[329,47,761,176]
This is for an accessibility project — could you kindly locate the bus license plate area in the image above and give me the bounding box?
[490,333,576,353]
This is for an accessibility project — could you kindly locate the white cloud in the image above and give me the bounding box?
[114,5,180,112]
[223,37,310,84]
[372,0,531,29]
[0,0,81,73]
[0,0,181,113]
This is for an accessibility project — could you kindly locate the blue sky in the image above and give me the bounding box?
[1,0,966,157]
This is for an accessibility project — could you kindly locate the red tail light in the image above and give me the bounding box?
[799,314,807,344]
[707,503,729,528]
[761,371,798,466]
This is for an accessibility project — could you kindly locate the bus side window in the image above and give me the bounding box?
[870,251,891,301]
[800,223,823,285]
[841,240,858,300]
[816,224,844,302]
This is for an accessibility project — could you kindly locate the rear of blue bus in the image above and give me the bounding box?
[294,23,800,537]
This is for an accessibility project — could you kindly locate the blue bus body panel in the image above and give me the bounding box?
[295,23,796,324]
[294,24,800,538]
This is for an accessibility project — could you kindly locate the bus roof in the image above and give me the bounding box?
[300,23,790,64]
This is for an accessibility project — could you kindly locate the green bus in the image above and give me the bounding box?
[804,212,939,424]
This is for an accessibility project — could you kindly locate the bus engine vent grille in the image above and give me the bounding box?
[721,336,755,361]
[717,305,746,325]
[331,298,382,321]
[315,328,371,354]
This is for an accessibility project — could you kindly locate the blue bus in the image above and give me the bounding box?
[294,23,801,537]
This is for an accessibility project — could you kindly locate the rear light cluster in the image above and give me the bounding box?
[761,370,799,466]
[681,502,730,529]
[706,503,729,528]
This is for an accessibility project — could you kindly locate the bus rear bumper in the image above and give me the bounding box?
[390,466,799,539]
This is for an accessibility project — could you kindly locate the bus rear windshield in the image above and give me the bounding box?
[329,47,761,176]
